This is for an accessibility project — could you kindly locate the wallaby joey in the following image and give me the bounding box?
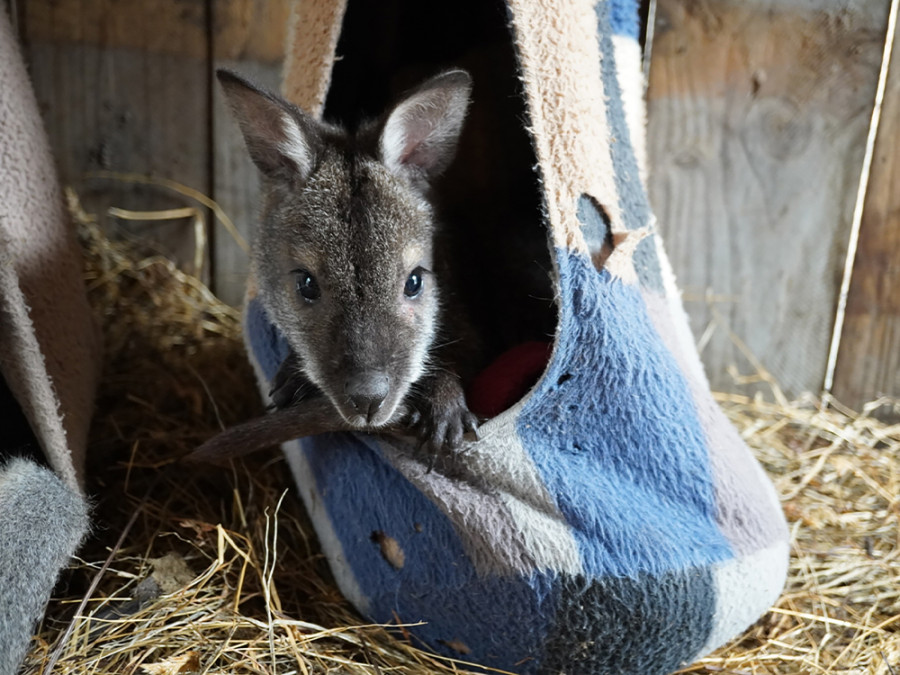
[218,69,478,455]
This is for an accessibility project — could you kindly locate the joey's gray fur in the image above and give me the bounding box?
[0,458,89,675]
[219,70,477,449]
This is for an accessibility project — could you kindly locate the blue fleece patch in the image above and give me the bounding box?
[609,0,640,40]
[244,298,290,382]
[299,432,557,672]
[518,250,733,578]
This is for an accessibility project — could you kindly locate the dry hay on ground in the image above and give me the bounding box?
[21,197,900,674]
[683,393,900,675]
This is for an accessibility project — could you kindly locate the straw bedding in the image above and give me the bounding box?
[19,193,900,674]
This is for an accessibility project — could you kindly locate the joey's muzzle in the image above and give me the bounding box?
[343,371,391,425]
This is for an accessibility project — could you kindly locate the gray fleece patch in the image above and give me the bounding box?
[0,458,89,675]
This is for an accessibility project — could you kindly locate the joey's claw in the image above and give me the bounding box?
[446,422,463,450]
[462,411,479,435]
[269,382,296,410]
[405,408,422,428]
[425,447,438,473]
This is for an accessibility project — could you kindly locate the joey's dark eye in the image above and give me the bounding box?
[404,267,425,298]
[294,270,320,302]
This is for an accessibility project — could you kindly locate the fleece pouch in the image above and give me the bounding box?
[243,1,789,672]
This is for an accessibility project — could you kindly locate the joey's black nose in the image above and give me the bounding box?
[345,372,390,423]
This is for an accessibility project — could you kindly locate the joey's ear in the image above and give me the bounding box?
[379,70,472,180]
[217,69,319,181]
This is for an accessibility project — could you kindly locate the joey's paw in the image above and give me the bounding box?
[414,398,479,460]
[407,372,479,467]
[269,353,319,409]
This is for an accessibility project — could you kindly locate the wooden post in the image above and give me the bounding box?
[832,5,900,417]
[211,0,290,306]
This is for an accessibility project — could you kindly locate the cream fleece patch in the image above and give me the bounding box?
[281,0,349,115]
[507,0,626,255]
[0,11,101,490]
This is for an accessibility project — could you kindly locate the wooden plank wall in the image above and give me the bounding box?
[645,0,894,407]
[19,0,213,278]
[10,0,899,412]
[14,0,286,303]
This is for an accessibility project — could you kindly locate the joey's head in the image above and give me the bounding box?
[218,69,471,428]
